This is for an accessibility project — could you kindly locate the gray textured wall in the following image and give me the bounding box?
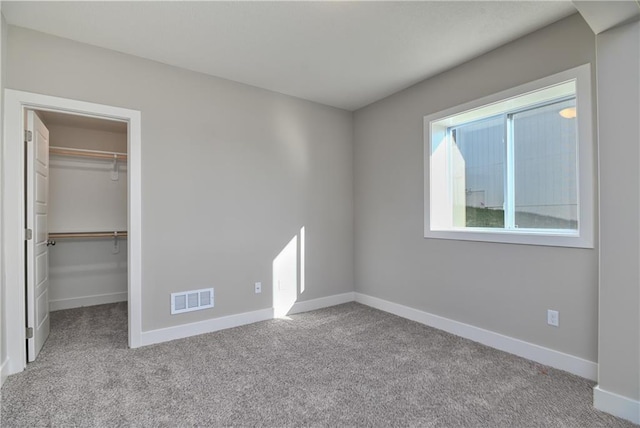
[596,19,640,402]
[6,26,354,332]
[0,11,6,376]
[353,14,598,361]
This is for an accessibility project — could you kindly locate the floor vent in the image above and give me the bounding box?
[171,288,214,314]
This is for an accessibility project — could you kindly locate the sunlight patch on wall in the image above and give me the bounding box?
[272,226,306,318]
[300,226,305,294]
[273,235,297,318]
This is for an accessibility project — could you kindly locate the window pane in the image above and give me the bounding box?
[452,116,505,228]
[513,99,577,230]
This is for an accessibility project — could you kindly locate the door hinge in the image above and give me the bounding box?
[24,130,32,143]
[26,327,34,339]
[25,228,33,240]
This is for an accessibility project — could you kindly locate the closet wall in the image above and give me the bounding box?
[45,115,128,311]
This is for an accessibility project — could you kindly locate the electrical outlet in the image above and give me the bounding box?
[547,309,559,327]
[254,282,262,294]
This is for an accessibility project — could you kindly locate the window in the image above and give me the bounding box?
[425,64,593,248]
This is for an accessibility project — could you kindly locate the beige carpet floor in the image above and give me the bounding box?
[1,302,636,427]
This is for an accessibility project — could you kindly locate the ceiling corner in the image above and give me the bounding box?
[572,0,640,34]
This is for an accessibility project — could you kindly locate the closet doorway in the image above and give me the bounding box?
[3,90,142,375]
[27,109,129,361]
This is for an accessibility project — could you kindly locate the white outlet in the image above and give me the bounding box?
[547,309,559,327]
[254,282,262,294]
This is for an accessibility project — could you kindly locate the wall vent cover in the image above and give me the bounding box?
[171,288,214,314]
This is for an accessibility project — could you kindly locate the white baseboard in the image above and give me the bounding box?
[139,292,356,347]
[287,292,356,315]
[139,291,597,381]
[594,385,640,424]
[355,292,597,380]
[50,291,128,311]
[140,308,275,347]
[1,357,9,387]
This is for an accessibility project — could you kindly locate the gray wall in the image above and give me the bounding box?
[353,14,598,361]
[0,10,6,377]
[596,19,640,402]
[6,26,354,331]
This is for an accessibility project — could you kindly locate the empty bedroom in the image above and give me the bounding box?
[0,1,639,427]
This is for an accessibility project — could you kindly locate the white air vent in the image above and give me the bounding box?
[171,288,214,314]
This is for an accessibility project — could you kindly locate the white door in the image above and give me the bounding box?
[26,110,51,362]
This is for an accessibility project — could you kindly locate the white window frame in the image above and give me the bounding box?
[424,64,594,248]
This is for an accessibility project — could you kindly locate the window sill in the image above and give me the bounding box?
[424,228,593,249]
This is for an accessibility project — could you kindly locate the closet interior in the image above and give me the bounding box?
[39,110,129,314]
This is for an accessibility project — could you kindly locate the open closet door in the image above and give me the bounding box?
[26,110,51,362]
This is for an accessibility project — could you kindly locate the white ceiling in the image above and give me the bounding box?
[3,1,577,111]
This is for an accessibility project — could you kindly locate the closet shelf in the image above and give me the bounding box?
[50,146,128,161]
[49,231,128,239]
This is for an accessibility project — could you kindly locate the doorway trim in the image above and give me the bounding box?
[3,89,142,376]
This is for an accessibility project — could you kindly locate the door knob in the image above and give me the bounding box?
[46,240,56,247]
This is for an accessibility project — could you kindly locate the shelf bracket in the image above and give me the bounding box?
[113,231,120,254]
[111,154,119,181]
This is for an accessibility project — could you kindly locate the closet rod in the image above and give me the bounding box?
[49,231,128,239]
[50,146,128,161]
